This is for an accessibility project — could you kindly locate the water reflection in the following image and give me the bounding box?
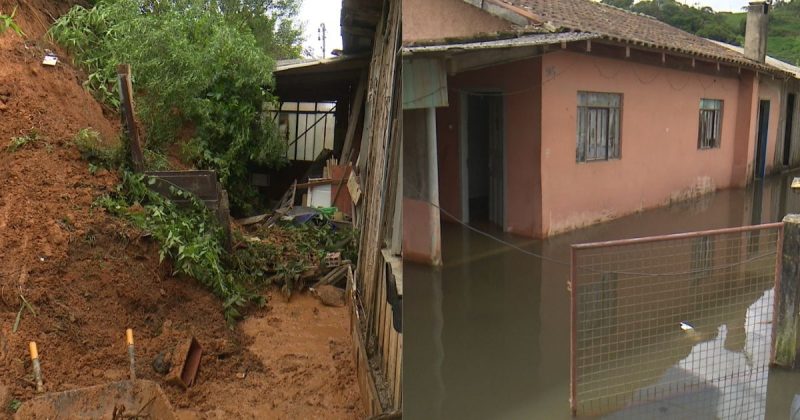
[405,172,800,420]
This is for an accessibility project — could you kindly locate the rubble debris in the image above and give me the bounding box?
[235,213,268,226]
[152,351,172,375]
[309,285,346,307]
[166,337,202,390]
[324,252,342,268]
[42,52,58,67]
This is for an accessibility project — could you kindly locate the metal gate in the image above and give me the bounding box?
[570,223,783,418]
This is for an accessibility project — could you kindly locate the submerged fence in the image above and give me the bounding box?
[570,223,783,418]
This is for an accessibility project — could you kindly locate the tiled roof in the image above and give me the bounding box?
[474,0,789,75]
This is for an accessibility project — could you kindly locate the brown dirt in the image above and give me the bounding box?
[0,2,362,418]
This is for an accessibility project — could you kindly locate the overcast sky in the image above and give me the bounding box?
[298,0,343,58]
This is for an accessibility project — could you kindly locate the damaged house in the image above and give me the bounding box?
[402,0,800,265]
[273,0,402,416]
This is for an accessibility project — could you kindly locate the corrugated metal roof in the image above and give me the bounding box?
[402,32,598,54]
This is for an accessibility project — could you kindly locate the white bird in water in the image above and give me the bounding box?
[679,321,694,331]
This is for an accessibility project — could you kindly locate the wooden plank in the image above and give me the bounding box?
[144,171,220,200]
[295,178,344,189]
[347,171,362,204]
[350,296,383,416]
[393,334,402,407]
[341,71,368,163]
[382,293,391,380]
[117,64,144,172]
[379,269,389,371]
[387,324,398,406]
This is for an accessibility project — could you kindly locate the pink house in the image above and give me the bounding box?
[402,0,800,265]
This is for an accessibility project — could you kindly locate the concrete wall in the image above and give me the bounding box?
[402,0,513,43]
[539,51,748,236]
[435,57,543,237]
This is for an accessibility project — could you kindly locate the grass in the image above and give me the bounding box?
[7,132,40,152]
[0,7,25,37]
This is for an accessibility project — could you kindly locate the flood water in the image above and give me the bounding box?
[405,172,800,420]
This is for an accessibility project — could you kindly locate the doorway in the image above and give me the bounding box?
[755,100,770,180]
[461,93,504,228]
[783,93,795,167]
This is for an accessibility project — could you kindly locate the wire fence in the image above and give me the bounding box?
[570,223,783,418]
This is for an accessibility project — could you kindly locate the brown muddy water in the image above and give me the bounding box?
[405,172,800,420]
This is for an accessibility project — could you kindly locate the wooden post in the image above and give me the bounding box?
[117,64,144,172]
[775,214,800,368]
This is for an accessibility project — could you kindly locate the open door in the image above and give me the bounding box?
[755,100,770,180]
[463,93,504,228]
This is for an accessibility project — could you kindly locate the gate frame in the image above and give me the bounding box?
[568,222,784,416]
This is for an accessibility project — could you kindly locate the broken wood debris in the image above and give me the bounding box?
[313,263,351,289]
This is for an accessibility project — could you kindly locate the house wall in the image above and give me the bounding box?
[402,0,513,43]
[540,51,745,236]
[435,56,543,237]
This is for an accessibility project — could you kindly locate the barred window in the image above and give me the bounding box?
[698,99,723,149]
[576,92,622,162]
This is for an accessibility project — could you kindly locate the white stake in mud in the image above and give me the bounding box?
[126,328,136,381]
[29,341,43,393]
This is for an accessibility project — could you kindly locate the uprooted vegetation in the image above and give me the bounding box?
[85,141,358,321]
[50,0,291,213]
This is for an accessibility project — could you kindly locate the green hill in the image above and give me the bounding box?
[602,0,800,66]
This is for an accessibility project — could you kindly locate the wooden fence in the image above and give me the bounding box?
[346,0,403,416]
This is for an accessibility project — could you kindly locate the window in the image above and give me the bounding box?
[698,99,723,149]
[576,92,622,162]
[271,101,337,161]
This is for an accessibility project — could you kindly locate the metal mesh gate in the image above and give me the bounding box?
[570,223,783,418]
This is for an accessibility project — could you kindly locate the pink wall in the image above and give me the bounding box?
[436,57,543,236]
[402,0,513,43]
[540,51,745,236]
